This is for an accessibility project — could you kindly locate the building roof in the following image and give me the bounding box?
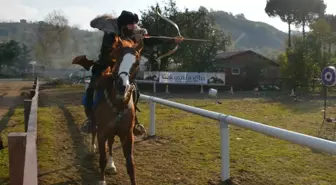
[215,50,279,66]
[215,50,248,59]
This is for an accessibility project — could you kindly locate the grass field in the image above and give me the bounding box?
[2,83,336,185]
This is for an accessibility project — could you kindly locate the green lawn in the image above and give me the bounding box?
[23,85,336,184]
[0,108,25,184]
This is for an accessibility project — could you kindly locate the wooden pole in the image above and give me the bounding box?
[0,135,4,150]
[8,132,27,185]
[29,89,35,98]
[24,99,32,132]
[23,133,38,185]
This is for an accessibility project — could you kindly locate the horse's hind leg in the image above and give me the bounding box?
[107,136,117,173]
[122,133,136,185]
[90,130,97,154]
[98,133,107,185]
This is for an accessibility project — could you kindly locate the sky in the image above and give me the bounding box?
[0,0,335,33]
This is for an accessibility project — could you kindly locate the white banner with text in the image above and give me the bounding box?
[143,71,225,85]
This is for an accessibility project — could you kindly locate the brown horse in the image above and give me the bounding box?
[90,37,142,185]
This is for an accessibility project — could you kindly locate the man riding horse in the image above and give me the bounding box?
[81,10,182,134]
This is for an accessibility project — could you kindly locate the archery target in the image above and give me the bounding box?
[321,66,336,86]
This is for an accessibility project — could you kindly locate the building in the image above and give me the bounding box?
[213,50,280,89]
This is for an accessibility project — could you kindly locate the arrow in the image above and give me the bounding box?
[144,35,210,42]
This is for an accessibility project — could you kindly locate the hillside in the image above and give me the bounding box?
[0,10,288,66]
[0,20,103,68]
[212,11,287,56]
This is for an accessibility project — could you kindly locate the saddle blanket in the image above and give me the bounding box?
[82,90,104,107]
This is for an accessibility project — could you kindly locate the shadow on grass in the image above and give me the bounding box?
[58,104,100,184]
[0,108,15,132]
[261,94,330,114]
[38,165,76,178]
[0,177,9,184]
[38,90,83,108]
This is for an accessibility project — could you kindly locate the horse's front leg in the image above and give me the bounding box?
[107,136,117,173]
[98,132,107,185]
[122,132,136,185]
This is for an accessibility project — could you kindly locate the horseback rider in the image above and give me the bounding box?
[83,10,182,133]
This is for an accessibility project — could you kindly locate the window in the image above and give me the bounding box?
[231,68,240,75]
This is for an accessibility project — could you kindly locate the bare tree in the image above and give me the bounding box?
[33,10,69,67]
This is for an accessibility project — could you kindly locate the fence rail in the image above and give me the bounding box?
[135,80,225,93]
[140,94,336,182]
[8,77,39,185]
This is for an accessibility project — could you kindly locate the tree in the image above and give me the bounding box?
[140,1,182,71]
[265,0,297,47]
[140,0,229,72]
[33,10,69,67]
[279,35,321,89]
[293,0,326,38]
[323,14,336,60]
[0,40,21,68]
[16,44,32,69]
[310,18,331,62]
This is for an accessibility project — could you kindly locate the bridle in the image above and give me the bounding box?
[101,37,141,109]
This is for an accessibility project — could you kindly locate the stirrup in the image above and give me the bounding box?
[133,123,146,136]
[81,119,95,133]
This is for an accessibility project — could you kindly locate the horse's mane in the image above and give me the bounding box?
[101,36,142,77]
[90,14,118,33]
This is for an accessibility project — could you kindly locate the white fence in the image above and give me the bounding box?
[140,94,336,182]
[135,80,226,93]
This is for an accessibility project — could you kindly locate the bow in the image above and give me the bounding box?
[155,8,181,64]
[154,7,210,69]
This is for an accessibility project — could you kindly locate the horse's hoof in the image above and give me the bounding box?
[98,181,106,185]
[90,144,97,153]
[107,158,117,173]
[109,166,117,174]
[88,144,97,155]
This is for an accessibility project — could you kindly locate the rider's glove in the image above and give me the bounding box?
[133,25,148,42]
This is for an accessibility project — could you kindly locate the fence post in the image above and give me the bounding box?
[24,99,32,132]
[153,81,156,93]
[200,85,204,93]
[29,89,36,98]
[8,132,27,185]
[149,97,156,136]
[219,116,230,182]
[0,136,3,150]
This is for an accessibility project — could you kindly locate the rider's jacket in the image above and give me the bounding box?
[92,27,177,78]
[98,32,116,67]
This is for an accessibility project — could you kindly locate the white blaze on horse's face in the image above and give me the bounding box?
[118,53,136,87]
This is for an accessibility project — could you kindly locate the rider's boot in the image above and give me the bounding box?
[82,87,96,133]
[132,89,146,136]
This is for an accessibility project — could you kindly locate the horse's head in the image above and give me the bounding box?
[103,37,141,105]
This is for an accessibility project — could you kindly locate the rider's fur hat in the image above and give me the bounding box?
[117,10,139,31]
[90,14,118,34]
